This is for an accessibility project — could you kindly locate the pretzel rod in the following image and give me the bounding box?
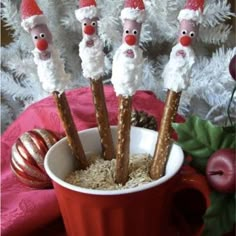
[115,95,132,185]
[149,90,181,179]
[90,78,115,160]
[53,91,89,170]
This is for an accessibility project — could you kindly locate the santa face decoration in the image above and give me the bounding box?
[178,19,198,47]
[122,19,141,47]
[30,24,53,59]
[81,17,98,37]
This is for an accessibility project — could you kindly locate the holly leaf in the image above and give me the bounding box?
[172,116,235,173]
[202,191,236,236]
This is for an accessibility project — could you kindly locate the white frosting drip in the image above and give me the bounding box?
[111,44,144,97]
[79,36,104,80]
[178,9,203,24]
[120,8,146,23]
[32,45,70,93]
[162,43,195,93]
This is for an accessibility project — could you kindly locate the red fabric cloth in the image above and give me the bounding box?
[1,86,184,236]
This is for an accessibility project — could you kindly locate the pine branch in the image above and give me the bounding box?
[181,47,236,124]
[1,0,21,38]
[98,16,121,48]
[145,0,179,43]
[140,58,165,100]
[199,24,232,45]
[202,0,235,27]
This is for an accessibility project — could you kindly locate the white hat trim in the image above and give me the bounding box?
[75,6,98,22]
[120,8,146,24]
[21,15,47,32]
[178,9,203,24]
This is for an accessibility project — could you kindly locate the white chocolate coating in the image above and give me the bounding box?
[32,45,70,93]
[111,44,144,97]
[79,36,104,80]
[162,43,195,93]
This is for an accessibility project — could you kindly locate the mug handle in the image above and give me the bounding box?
[171,165,210,236]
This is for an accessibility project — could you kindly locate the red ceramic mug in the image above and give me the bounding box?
[44,126,210,236]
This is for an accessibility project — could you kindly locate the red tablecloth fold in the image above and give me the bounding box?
[1,86,184,236]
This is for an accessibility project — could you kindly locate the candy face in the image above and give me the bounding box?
[178,19,198,47]
[79,13,104,80]
[111,17,144,96]
[30,23,71,92]
[122,19,141,46]
[162,19,197,92]
[30,24,53,60]
[81,17,98,38]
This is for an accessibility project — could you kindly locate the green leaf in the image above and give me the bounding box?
[172,116,235,173]
[202,192,236,236]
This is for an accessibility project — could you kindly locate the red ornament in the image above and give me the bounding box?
[206,149,236,193]
[11,129,58,189]
[229,55,236,81]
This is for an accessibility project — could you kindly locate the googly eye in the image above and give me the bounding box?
[181,30,187,35]
[189,31,196,38]
[125,29,129,34]
[91,21,96,27]
[83,22,87,26]
[40,33,45,38]
[133,29,138,35]
[34,35,38,40]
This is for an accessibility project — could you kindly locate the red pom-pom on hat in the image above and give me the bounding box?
[20,0,47,32]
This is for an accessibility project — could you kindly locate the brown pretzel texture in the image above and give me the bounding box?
[150,90,181,179]
[90,79,115,160]
[115,95,132,185]
[53,91,89,170]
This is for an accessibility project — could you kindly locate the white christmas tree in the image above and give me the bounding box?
[1,0,235,132]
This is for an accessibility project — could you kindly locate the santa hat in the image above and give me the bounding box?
[120,0,146,24]
[75,0,98,22]
[20,0,47,32]
[178,0,204,24]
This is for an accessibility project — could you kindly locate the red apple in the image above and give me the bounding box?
[206,149,235,193]
[229,55,236,81]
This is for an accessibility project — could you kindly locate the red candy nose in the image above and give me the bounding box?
[36,39,48,51]
[125,35,136,46]
[84,25,95,35]
[180,36,192,47]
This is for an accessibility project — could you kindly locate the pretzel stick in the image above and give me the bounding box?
[90,78,115,160]
[149,90,181,179]
[115,95,132,185]
[53,91,89,170]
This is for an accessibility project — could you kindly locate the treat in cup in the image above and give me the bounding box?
[44,126,210,236]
